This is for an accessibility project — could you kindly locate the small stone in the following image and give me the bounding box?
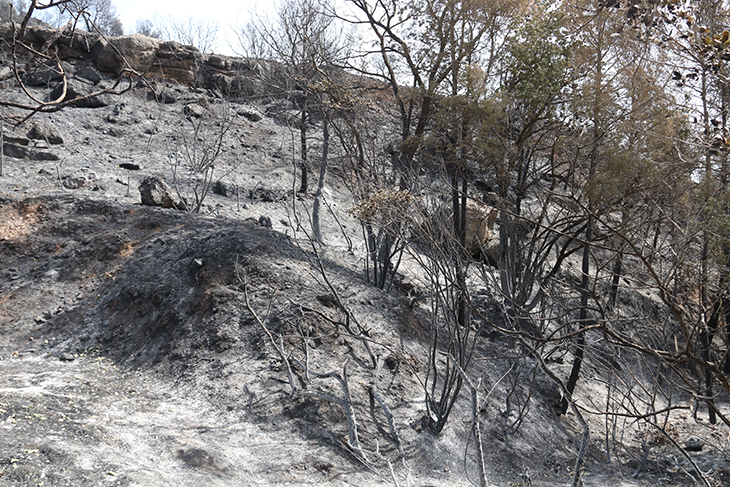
[316,294,337,308]
[183,104,206,118]
[59,353,75,362]
[259,215,272,228]
[212,180,237,197]
[237,106,263,122]
[62,175,87,190]
[119,163,142,171]
[27,122,64,145]
[684,439,704,452]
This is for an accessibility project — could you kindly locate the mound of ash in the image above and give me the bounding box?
[1,194,310,368]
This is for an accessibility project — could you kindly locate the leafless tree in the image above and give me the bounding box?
[45,0,123,36]
[157,15,218,53]
[168,103,232,213]
[130,14,218,52]
[134,18,161,39]
[237,0,349,195]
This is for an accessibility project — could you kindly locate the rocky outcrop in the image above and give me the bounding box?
[0,22,268,97]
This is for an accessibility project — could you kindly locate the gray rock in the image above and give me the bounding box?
[684,439,704,452]
[3,142,59,161]
[316,294,337,308]
[62,175,87,190]
[237,106,263,122]
[24,61,74,87]
[139,176,182,209]
[212,180,237,197]
[62,170,98,190]
[258,215,272,228]
[49,80,111,108]
[75,65,102,85]
[251,187,287,202]
[206,55,229,70]
[118,163,142,171]
[4,130,30,146]
[183,103,206,118]
[27,122,64,145]
[147,88,177,104]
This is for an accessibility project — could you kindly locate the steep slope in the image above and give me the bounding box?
[0,34,722,485]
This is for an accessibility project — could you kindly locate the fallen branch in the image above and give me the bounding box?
[237,257,297,396]
[369,356,404,459]
[445,352,487,487]
[533,350,589,487]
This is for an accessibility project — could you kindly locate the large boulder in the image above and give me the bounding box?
[465,200,498,258]
[139,176,183,210]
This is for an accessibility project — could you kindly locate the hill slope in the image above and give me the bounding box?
[0,38,723,486]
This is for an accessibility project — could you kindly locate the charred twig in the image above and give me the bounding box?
[293,358,368,461]
[295,207,378,367]
[533,350,589,487]
[443,352,487,487]
[649,423,713,487]
[237,258,297,396]
[369,356,404,459]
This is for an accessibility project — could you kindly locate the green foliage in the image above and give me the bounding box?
[504,5,570,116]
[587,92,694,212]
